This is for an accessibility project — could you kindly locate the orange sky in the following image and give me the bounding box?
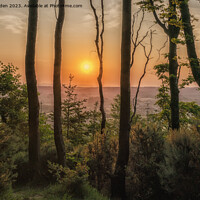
[0,0,200,87]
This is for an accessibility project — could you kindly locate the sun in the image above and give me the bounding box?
[81,62,93,74]
[84,64,90,71]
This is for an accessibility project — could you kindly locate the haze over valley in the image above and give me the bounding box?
[38,86,200,116]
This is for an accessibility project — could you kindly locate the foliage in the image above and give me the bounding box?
[62,74,90,145]
[48,147,89,199]
[87,132,118,193]
[108,94,138,134]
[39,113,58,169]
[40,113,54,143]
[159,128,200,199]
[127,123,165,200]
[12,183,108,200]
[137,0,185,28]
[108,94,120,134]
[0,123,27,198]
[1,61,199,200]
[179,74,195,89]
[87,101,101,136]
[154,64,171,129]
[0,62,28,128]
[0,124,17,193]
[154,63,200,129]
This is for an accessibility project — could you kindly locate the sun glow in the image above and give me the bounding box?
[81,62,93,74]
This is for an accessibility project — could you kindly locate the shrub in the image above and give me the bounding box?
[0,62,28,128]
[87,132,118,194]
[127,123,165,200]
[159,128,200,200]
[0,124,23,196]
[48,145,89,198]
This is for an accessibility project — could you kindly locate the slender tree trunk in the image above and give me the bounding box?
[98,0,106,134]
[168,0,180,130]
[53,0,66,166]
[89,0,106,134]
[111,0,131,199]
[25,0,40,176]
[179,0,200,87]
[98,61,106,134]
[148,0,180,129]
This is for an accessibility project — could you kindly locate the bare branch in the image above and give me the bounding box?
[157,36,168,61]
[100,0,104,59]
[177,65,182,83]
[149,0,169,35]
[54,0,58,20]
[89,0,101,59]
[130,30,154,124]
[130,9,149,68]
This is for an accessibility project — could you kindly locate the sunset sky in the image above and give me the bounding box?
[0,0,200,86]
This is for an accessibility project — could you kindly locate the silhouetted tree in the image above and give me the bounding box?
[111,0,132,198]
[140,0,180,129]
[25,0,40,176]
[89,0,106,134]
[62,74,90,145]
[53,0,66,166]
[0,63,28,127]
[168,0,180,129]
[179,0,200,87]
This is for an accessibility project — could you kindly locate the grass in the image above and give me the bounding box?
[10,183,109,200]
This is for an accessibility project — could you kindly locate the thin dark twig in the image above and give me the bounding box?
[135,10,145,47]
[54,0,58,20]
[132,8,142,44]
[130,30,153,124]
[89,0,101,59]
[177,65,182,83]
[100,0,104,59]
[130,9,148,68]
[157,36,168,61]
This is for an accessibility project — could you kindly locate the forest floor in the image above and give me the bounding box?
[12,184,108,200]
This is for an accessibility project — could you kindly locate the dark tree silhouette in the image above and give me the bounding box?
[179,0,200,87]
[143,0,180,129]
[25,0,40,176]
[168,0,180,129]
[111,0,132,198]
[89,0,106,134]
[53,0,66,166]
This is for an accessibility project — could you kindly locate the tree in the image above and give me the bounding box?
[154,63,200,129]
[168,0,180,130]
[0,62,27,127]
[109,95,121,134]
[111,0,132,198]
[139,0,180,129]
[53,0,66,166]
[89,0,106,134]
[25,0,40,176]
[87,102,101,136]
[179,0,200,87]
[154,64,171,129]
[62,75,89,145]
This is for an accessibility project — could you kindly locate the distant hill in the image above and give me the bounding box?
[38,86,200,116]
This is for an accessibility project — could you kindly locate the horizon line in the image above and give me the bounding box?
[37,85,199,88]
